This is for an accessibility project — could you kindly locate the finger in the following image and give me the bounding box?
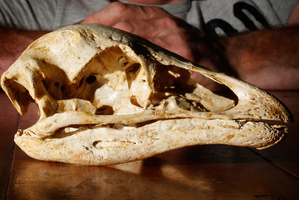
[149,35,194,61]
[81,2,170,26]
[113,18,195,60]
[113,16,183,39]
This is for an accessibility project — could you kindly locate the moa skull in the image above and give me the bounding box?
[1,24,293,165]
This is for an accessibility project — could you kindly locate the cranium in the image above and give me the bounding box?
[1,24,293,165]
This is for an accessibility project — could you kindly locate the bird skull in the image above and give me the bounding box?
[1,24,293,165]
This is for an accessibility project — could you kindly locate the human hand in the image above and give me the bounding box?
[81,2,230,91]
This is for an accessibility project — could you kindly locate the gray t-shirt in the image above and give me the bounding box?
[0,0,297,35]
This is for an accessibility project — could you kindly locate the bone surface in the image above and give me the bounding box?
[1,24,293,165]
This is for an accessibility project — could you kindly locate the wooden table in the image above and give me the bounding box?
[1,90,299,200]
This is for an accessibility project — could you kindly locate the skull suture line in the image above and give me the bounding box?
[1,24,293,165]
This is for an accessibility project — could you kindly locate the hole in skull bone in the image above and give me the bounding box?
[125,63,141,89]
[42,79,49,91]
[149,62,236,112]
[85,75,97,84]
[96,105,114,115]
[153,62,196,94]
[60,85,66,92]
[126,63,140,73]
[122,61,129,67]
[93,140,101,147]
[37,60,70,99]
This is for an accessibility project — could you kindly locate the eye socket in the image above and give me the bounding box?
[85,75,97,84]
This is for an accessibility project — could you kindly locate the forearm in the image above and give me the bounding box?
[0,26,47,76]
[219,26,299,90]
